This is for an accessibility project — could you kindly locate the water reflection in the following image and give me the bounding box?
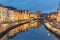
[8,22,58,40]
[7,20,40,38]
[30,21,40,28]
[0,23,9,33]
[0,20,60,40]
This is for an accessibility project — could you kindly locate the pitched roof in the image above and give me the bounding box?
[5,6,17,10]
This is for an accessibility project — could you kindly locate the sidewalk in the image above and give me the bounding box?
[44,22,60,37]
[48,22,60,29]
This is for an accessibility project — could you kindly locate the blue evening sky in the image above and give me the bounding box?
[0,0,59,13]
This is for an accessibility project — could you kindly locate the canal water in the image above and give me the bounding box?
[8,21,59,40]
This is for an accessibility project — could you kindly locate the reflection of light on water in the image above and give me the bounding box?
[30,21,39,28]
[1,23,9,28]
[22,23,29,32]
[48,33,50,36]
[47,31,50,36]
[0,23,10,32]
[47,31,49,32]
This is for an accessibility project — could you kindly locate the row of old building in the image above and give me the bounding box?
[46,3,60,22]
[0,4,41,23]
[47,12,57,21]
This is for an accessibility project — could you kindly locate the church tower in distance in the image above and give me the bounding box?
[57,1,60,23]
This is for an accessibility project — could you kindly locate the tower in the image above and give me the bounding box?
[58,1,60,14]
[57,1,60,23]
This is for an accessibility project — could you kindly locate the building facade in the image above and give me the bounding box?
[22,10,29,21]
[0,5,8,23]
[14,10,19,22]
[49,12,57,20]
[0,4,40,23]
[57,2,60,23]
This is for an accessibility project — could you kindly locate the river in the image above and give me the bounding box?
[8,21,59,40]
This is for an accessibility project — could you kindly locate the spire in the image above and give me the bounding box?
[58,1,60,10]
[59,0,60,6]
[57,1,60,13]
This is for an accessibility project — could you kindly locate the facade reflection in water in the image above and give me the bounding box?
[7,21,40,38]
[0,21,60,40]
[7,21,60,40]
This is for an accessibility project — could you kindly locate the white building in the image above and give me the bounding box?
[7,7,16,22]
[0,4,8,23]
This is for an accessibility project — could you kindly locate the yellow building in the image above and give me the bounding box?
[30,12,35,20]
[49,12,57,20]
[34,12,39,19]
[18,10,29,21]
[57,2,60,23]
[22,10,29,21]
[18,11,24,21]
[30,12,39,20]
[14,10,19,22]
